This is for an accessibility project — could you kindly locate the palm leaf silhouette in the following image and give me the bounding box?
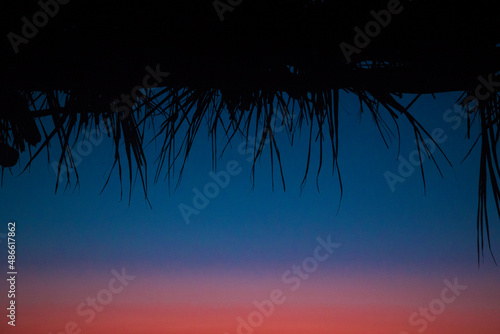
[1,0,500,262]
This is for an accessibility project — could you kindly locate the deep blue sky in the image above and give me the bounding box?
[0,91,497,277]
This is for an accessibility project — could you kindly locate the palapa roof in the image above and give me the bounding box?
[1,0,500,261]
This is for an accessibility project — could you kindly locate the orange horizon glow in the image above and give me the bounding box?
[3,267,499,334]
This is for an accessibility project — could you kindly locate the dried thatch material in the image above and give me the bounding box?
[1,0,500,262]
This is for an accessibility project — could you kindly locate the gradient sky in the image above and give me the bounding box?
[1,92,499,334]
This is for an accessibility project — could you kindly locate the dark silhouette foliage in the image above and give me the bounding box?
[1,0,500,262]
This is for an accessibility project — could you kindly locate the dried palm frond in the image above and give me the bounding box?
[2,0,500,263]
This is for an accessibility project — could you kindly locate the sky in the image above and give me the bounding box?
[1,91,499,334]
